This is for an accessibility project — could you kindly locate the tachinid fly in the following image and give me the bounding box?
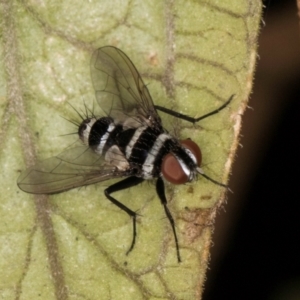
[18,46,233,262]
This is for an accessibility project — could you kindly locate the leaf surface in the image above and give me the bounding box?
[0,1,262,299]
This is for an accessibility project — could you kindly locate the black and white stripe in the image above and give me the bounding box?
[79,116,198,181]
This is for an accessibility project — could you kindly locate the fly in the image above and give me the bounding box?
[18,46,233,262]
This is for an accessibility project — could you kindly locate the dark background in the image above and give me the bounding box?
[204,1,300,299]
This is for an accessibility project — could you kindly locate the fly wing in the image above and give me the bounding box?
[17,146,128,194]
[91,46,161,127]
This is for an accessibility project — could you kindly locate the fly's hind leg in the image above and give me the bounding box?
[104,176,144,255]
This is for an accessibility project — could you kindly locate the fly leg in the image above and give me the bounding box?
[154,94,234,124]
[104,176,144,255]
[156,177,181,263]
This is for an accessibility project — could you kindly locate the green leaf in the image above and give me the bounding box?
[0,0,262,299]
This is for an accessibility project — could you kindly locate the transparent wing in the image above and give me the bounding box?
[91,46,161,127]
[17,146,128,194]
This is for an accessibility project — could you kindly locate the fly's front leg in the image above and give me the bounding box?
[104,176,144,255]
[154,94,234,123]
[156,177,181,263]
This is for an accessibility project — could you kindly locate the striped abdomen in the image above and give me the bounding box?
[78,117,199,181]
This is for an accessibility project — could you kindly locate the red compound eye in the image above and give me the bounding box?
[161,153,188,185]
[180,139,202,167]
[161,139,202,185]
